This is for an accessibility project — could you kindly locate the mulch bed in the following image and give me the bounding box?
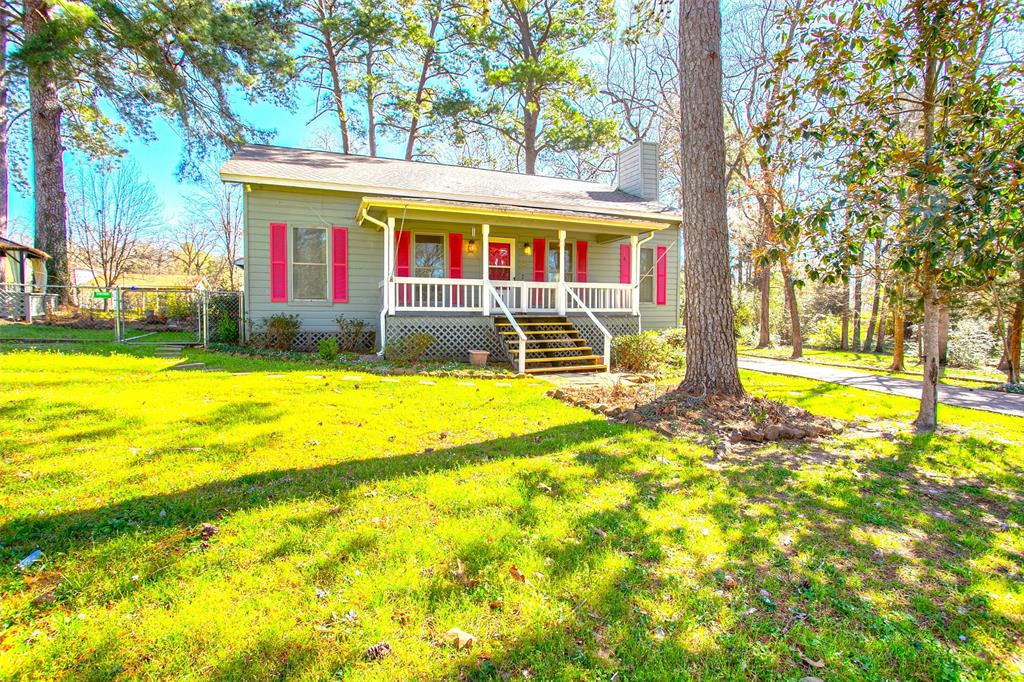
[549,379,844,446]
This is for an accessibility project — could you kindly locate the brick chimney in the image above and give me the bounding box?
[616,141,659,201]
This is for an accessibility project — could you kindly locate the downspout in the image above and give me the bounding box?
[359,209,391,355]
[635,231,655,332]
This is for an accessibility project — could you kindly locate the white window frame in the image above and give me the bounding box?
[546,239,575,282]
[639,246,655,304]
[290,225,329,302]
[412,232,448,279]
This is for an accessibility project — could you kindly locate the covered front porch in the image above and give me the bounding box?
[357,196,674,373]
[357,196,671,317]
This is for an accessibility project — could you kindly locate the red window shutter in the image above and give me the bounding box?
[656,245,668,305]
[395,231,411,277]
[270,222,288,302]
[619,244,631,284]
[332,226,348,303]
[448,233,463,278]
[532,238,546,281]
[576,241,588,282]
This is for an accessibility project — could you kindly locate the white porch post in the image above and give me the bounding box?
[630,235,640,316]
[385,216,396,315]
[481,223,490,315]
[21,253,31,323]
[556,229,566,315]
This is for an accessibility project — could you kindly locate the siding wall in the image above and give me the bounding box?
[244,186,680,339]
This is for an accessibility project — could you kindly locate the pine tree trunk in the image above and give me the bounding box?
[365,51,376,157]
[915,278,941,432]
[756,265,770,347]
[852,253,863,350]
[782,257,802,359]
[889,303,905,371]
[937,301,950,365]
[840,274,850,350]
[523,101,539,175]
[864,241,881,350]
[320,21,350,154]
[0,17,8,285]
[677,0,742,396]
[24,0,70,291]
[404,14,439,161]
[1007,264,1023,384]
[874,287,886,352]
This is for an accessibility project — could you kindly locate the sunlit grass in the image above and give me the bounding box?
[0,345,1021,680]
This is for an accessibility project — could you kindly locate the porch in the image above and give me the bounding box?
[357,196,674,374]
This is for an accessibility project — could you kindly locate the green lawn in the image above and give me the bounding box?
[1,346,1022,680]
[0,322,198,344]
[740,345,1008,387]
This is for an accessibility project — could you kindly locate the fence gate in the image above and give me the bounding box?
[117,288,205,345]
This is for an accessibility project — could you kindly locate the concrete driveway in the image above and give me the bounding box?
[738,357,1024,418]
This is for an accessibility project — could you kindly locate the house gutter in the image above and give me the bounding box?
[358,209,392,355]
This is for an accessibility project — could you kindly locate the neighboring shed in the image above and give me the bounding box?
[0,237,50,320]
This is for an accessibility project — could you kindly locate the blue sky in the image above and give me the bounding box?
[7,87,409,242]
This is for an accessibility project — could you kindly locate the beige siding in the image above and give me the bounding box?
[244,186,680,335]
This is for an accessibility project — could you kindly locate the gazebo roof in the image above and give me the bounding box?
[0,236,49,260]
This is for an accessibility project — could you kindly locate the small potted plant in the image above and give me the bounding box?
[468,350,489,366]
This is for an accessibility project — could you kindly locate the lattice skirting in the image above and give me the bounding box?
[385,316,507,362]
[292,330,377,353]
[383,314,640,363]
[570,314,640,354]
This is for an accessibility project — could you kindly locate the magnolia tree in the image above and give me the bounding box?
[774,0,1024,431]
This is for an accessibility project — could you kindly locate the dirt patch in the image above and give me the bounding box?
[549,382,844,446]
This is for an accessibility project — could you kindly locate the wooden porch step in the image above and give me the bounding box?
[495,321,574,327]
[499,329,582,336]
[509,346,592,354]
[524,354,603,364]
[525,364,607,374]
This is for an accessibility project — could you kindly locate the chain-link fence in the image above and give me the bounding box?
[0,284,243,347]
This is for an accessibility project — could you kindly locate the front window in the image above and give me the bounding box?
[292,227,327,300]
[546,242,574,282]
[639,247,654,304]
[414,234,445,278]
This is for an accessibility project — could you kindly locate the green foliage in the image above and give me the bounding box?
[211,313,239,344]
[385,331,435,363]
[612,331,666,372]
[336,315,369,353]
[317,337,340,362]
[808,314,844,350]
[252,314,300,351]
[947,319,995,369]
[162,294,193,320]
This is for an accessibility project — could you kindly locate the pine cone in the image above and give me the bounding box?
[365,641,392,661]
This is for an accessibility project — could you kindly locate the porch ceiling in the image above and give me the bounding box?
[357,196,675,238]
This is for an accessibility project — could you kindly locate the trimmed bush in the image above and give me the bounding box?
[211,313,239,344]
[317,337,339,362]
[252,314,300,351]
[612,331,666,372]
[385,332,436,363]
[336,315,369,352]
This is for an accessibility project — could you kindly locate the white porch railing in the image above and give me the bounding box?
[389,277,633,315]
[486,283,527,374]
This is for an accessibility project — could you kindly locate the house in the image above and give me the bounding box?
[219,142,682,374]
[0,236,49,320]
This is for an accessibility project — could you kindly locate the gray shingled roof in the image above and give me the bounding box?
[220,145,679,223]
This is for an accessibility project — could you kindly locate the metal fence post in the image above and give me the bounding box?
[202,292,209,348]
[114,287,122,343]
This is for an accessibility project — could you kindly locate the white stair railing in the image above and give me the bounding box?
[486,282,527,375]
[565,287,612,372]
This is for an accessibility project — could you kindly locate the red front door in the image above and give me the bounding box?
[488,242,512,281]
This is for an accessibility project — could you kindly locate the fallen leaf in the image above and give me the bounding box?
[446,627,477,650]
[509,565,528,583]
[593,528,608,538]
[489,599,504,610]
[802,655,825,669]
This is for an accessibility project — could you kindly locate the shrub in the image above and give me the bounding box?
[163,293,194,320]
[660,327,686,349]
[612,331,666,372]
[252,314,300,351]
[808,313,843,349]
[385,332,435,363]
[317,337,339,362]
[336,315,369,352]
[211,313,239,344]
[947,318,995,368]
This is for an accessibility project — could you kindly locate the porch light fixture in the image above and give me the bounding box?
[466,239,477,255]
[523,243,532,257]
